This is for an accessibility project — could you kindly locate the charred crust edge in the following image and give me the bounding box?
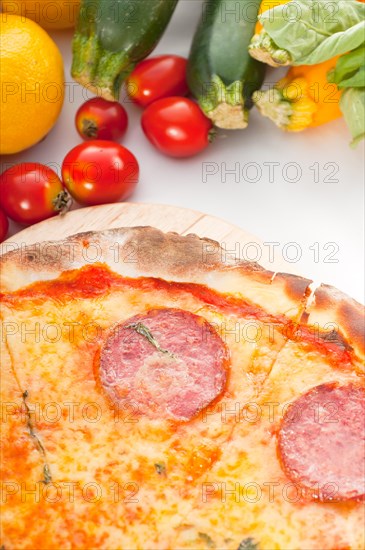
[306,284,365,360]
[1,227,363,362]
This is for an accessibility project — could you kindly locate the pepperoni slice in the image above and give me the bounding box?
[278,382,365,501]
[98,308,229,421]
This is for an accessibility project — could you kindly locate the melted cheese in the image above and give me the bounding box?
[0,279,363,550]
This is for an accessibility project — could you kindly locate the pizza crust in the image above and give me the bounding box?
[0,226,311,319]
[0,226,240,289]
[303,284,365,364]
[1,226,363,360]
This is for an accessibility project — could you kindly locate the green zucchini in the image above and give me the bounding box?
[71,0,179,101]
[187,0,266,129]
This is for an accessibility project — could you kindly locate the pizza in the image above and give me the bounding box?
[0,226,364,550]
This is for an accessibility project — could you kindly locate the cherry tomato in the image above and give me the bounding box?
[61,140,139,206]
[0,209,9,242]
[126,55,189,108]
[0,163,69,225]
[141,97,213,158]
[75,98,128,141]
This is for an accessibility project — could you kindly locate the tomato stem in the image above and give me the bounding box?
[208,128,217,143]
[53,190,72,216]
[82,119,99,139]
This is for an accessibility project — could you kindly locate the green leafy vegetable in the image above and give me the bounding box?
[329,45,365,88]
[237,538,259,550]
[327,48,365,146]
[339,88,365,147]
[338,66,365,88]
[249,0,365,66]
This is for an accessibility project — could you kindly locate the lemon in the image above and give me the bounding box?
[1,0,80,30]
[0,15,65,154]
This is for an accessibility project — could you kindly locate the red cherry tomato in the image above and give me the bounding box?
[61,140,139,206]
[75,98,128,141]
[0,209,9,242]
[0,163,69,225]
[141,97,213,158]
[126,55,188,108]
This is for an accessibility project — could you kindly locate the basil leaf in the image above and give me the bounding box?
[338,68,365,89]
[329,46,365,88]
[340,87,365,147]
[259,0,365,65]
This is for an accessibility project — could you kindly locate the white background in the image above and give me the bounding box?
[1,0,364,303]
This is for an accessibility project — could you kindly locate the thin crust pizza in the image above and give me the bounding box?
[0,226,364,550]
